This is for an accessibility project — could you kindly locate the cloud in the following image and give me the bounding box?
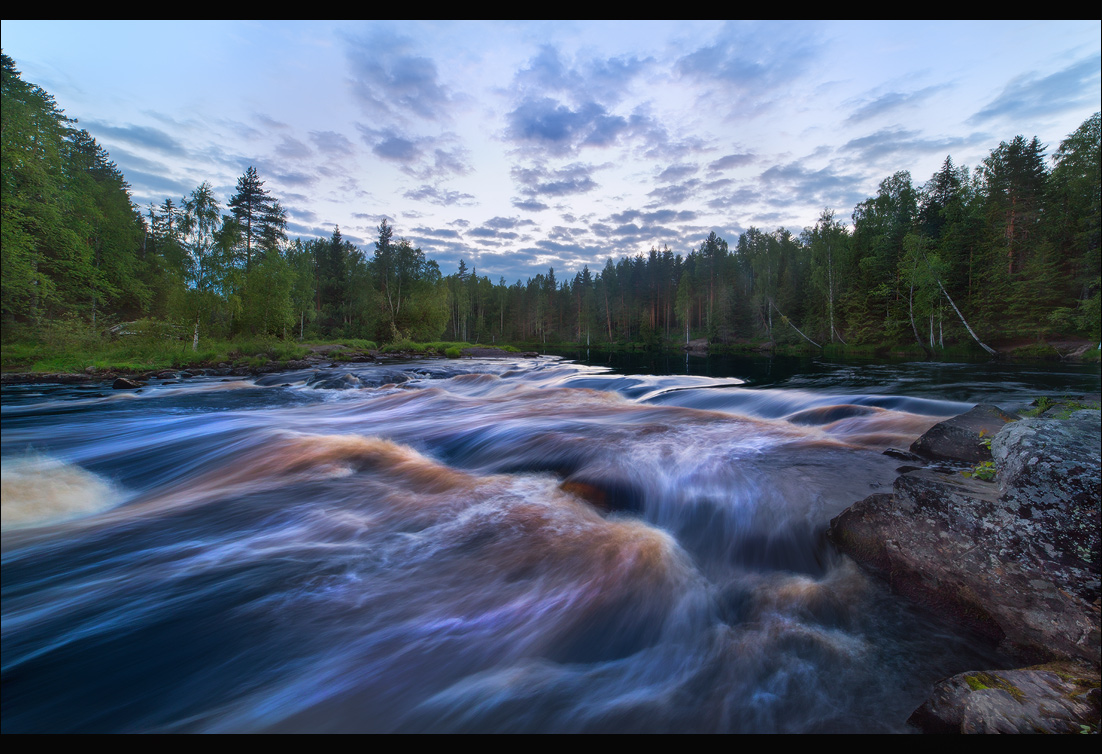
[548,225,586,241]
[506,97,630,155]
[756,161,866,211]
[515,44,650,108]
[83,121,183,153]
[512,198,550,212]
[608,209,698,225]
[646,179,702,207]
[366,129,422,162]
[707,152,755,172]
[273,170,317,187]
[656,163,699,183]
[356,126,470,178]
[254,113,289,129]
[483,216,537,230]
[275,135,312,160]
[841,128,975,163]
[403,184,477,206]
[845,86,939,124]
[970,53,1102,123]
[429,146,471,176]
[413,226,463,239]
[288,206,319,223]
[344,31,454,122]
[467,227,519,240]
[309,130,356,156]
[118,168,193,202]
[676,21,820,113]
[512,162,601,198]
[504,45,656,156]
[704,185,761,210]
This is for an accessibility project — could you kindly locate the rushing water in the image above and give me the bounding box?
[2,354,1099,733]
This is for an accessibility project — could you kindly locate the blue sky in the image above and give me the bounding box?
[3,20,1099,283]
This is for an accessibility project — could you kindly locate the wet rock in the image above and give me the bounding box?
[560,475,644,514]
[830,411,1101,666]
[883,447,925,463]
[909,403,1019,464]
[112,377,146,390]
[907,662,1101,734]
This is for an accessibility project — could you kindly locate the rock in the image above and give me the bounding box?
[883,447,926,463]
[683,338,708,353]
[991,410,1101,605]
[787,404,879,426]
[908,662,1100,734]
[909,403,1019,464]
[112,377,145,390]
[829,411,1101,666]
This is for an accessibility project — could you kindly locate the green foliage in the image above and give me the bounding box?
[444,346,461,359]
[963,460,996,482]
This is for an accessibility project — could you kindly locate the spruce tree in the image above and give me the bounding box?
[228,166,277,271]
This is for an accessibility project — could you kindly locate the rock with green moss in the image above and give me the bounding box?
[908,662,1101,733]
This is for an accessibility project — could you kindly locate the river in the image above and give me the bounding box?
[2,353,1098,732]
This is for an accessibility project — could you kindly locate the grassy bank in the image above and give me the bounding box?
[0,318,525,375]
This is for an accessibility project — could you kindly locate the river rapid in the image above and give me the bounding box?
[2,354,1099,732]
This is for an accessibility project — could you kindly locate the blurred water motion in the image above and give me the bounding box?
[5,355,1094,732]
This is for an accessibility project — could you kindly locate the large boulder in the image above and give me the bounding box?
[907,661,1101,734]
[829,410,1101,666]
[992,410,1102,605]
[908,403,1019,464]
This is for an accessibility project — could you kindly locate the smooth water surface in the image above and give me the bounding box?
[3,355,1098,732]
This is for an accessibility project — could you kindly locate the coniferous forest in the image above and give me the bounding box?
[3,52,1099,363]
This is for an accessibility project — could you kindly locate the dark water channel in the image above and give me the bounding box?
[2,354,1099,732]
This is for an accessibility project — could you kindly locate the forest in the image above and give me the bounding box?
[2,52,1099,360]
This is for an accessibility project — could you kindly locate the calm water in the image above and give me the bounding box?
[2,354,1098,732]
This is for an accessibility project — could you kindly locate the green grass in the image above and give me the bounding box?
[2,320,312,374]
[1021,395,1100,419]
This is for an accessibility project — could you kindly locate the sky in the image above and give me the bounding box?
[3,20,1100,284]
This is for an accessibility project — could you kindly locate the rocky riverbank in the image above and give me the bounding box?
[829,397,1101,733]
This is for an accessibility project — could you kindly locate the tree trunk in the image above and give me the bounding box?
[770,299,820,348]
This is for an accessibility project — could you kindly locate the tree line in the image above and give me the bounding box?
[3,52,1098,352]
